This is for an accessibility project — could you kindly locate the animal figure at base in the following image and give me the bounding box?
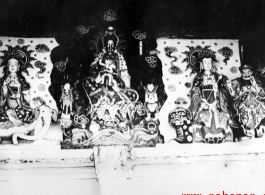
[169,107,193,143]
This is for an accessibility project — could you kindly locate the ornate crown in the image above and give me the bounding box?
[102,26,120,51]
[198,46,217,62]
[0,45,35,75]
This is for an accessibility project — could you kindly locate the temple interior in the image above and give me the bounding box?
[0,0,265,194]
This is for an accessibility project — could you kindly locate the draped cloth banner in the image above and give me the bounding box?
[0,37,59,112]
[157,38,241,142]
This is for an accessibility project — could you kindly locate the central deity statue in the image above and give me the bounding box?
[67,26,163,147]
[90,26,131,89]
[83,26,138,132]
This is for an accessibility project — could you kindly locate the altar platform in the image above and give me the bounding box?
[1,138,265,195]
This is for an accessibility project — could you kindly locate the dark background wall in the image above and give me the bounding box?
[0,0,264,68]
[0,0,264,119]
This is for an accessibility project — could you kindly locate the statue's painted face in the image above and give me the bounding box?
[147,84,155,92]
[202,58,212,71]
[241,68,253,80]
[8,58,19,73]
[63,83,71,95]
[107,40,114,53]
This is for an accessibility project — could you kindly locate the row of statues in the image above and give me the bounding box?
[58,29,265,147]
[170,55,265,144]
[0,27,264,147]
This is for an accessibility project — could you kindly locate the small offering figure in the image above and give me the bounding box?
[143,83,160,120]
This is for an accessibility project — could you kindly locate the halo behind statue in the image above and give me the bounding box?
[0,45,35,75]
[182,45,218,75]
[91,26,122,54]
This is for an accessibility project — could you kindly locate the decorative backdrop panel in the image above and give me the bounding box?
[0,37,59,111]
[156,38,241,142]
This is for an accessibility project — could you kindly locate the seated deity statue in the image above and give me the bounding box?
[75,27,163,147]
[189,50,233,144]
[0,57,34,129]
[82,26,137,132]
[229,64,265,139]
[90,26,130,88]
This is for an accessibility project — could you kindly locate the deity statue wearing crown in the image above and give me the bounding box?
[90,26,130,89]
[189,48,233,144]
[228,64,265,140]
[78,27,163,147]
[83,26,138,133]
[0,54,34,129]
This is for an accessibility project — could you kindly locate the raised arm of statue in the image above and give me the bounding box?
[99,58,106,67]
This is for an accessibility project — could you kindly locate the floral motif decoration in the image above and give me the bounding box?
[230,66,238,73]
[168,84,176,92]
[17,39,25,45]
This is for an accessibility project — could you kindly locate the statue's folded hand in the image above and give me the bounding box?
[11,93,21,99]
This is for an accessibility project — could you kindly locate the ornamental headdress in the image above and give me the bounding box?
[102,26,120,53]
[182,45,219,75]
[0,45,35,75]
[198,46,218,72]
[198,46,218,62]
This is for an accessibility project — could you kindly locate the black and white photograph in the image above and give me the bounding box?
[0,0,265,194]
